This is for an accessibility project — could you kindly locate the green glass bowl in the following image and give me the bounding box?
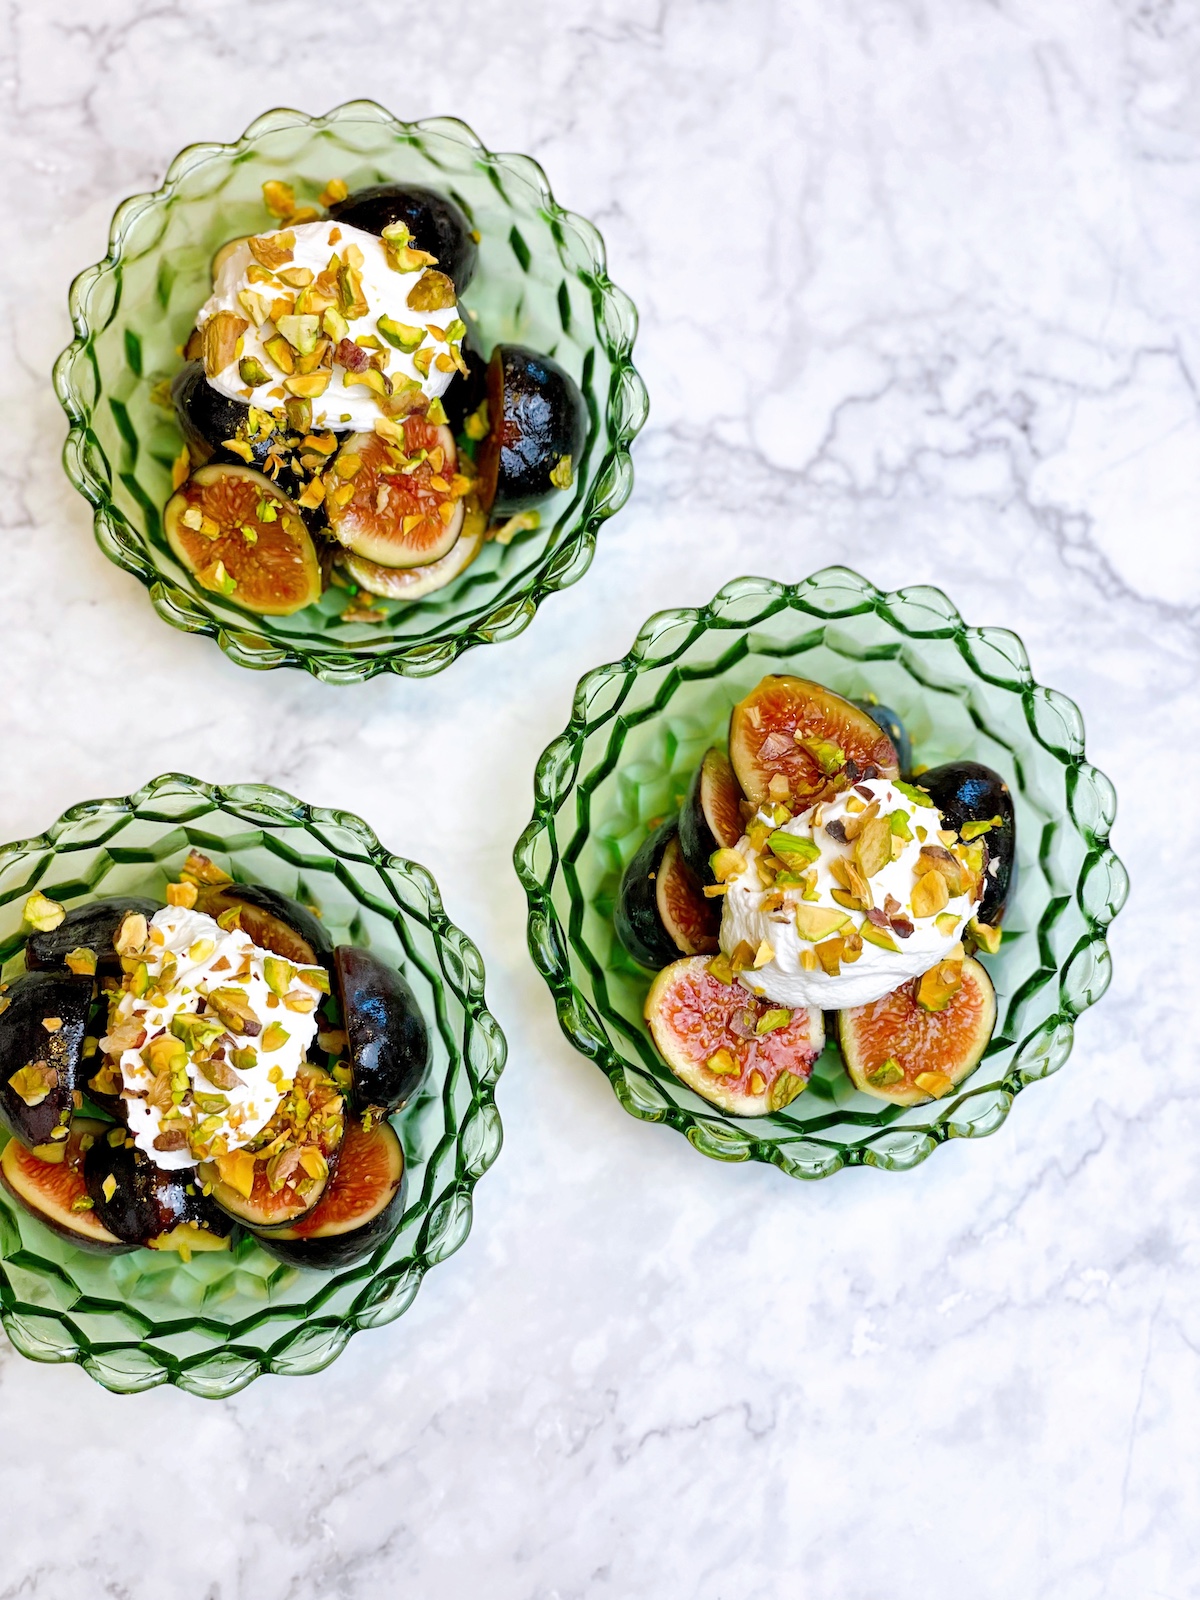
[53,102,647,683]
[0,775,505,1395]
[515,568,1128,1178]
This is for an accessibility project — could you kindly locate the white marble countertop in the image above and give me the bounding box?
[0,1,1191,1595]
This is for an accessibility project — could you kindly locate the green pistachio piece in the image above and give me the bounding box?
[376,314,426,353]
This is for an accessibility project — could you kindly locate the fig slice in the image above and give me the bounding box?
[24,895,160,975]
[917,762,1016,926]
[198,1062,345,1230]
[615,819,719,971]
[645,956,824,1117]
[83,1135,233,1252]
[1,1119,132,1254]
[324,420,464,570]
[678,748,746,885]
[164,463,322,616]
[475,344,587,515]
[328,183,478,291]
[853,698,913,778]
[342,512,484,602]
[193,883,330,966]
[252,1115,405,1270]
[729,676,900,810]
[334,946,430,1116]
[0,971,93,1148]
[838,955,997,1106]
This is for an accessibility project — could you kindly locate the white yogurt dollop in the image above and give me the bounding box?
[720,778,978,1010]
[198,219,461,431]
[107,905,324,1171]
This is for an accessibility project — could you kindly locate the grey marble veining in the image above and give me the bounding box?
[0,1,1193,1595]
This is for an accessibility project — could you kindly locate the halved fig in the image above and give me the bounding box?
[342,509,484,602]
[0,1119,132,1254]
[252,1114,405,1270]
[334,946,430,1115]
[0,972,93,1147]
[918,762,1016,925]
[165,463,322,616]
[84,1133,233,1252]
[475,344,587,514]
[25,895,159,975]
[328,183,478,290]
[678,748,745,885]
[615,819,719,970]
[644,957,824,1116]
[729,676,900,809]
[324,420,463,570]
[194,883,331,965]
[198,1062,345,1230]
[853,698,913,778]
[838,956,997,1107]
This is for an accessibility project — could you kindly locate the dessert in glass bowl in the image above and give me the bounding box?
[615,676,1013,1117]
[0,852,427,1269]
[163,174,586,618]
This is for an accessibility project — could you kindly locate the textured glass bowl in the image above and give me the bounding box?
[0,775,505,1395]
[53,102,647,683]
[515,569,1128,1179]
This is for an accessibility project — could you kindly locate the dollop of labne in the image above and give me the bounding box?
[103,906,325,1170]
[198,220,463,431]
[719,778,979,1010]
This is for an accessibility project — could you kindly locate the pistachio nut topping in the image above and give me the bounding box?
[718,778,980,1010]
[104,905,326,1171]
[198,220,461,432]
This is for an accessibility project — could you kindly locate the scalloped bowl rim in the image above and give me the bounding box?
[515,567,1128,1180]
[52,100,648,682]
[0,772,507,1394]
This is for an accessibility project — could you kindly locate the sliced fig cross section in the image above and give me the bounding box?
[615,819,719,971]
[838,955,996,1106]
[252,1115,406,1270]
[0,1119,132,1255]
[165,463,322,616]
[678,748,745,885]
[645,956,825,1116]
[729,676,900,809]
[324,418,464,570]
[193,883,331,966]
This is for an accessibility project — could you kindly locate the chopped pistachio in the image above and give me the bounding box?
[23,891,65,932]
[793,904,850,942]
[768,1070,807,1112]
[707,952,734,985]
[8,1064,54,1107]
[261,1021,290,1053]
[914,1069,954,1099]
[549,454,574,490]
[755,1008,792,1035]
[166,880,199,909]
[238,356,270,387]
[768,831,820,865]
[705,1048,738,1077]
[866,1058,905,1088]
[261,181,296,219]
[64,947,97,976]
[795,736,845,775]
[101,1172,117,1203]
